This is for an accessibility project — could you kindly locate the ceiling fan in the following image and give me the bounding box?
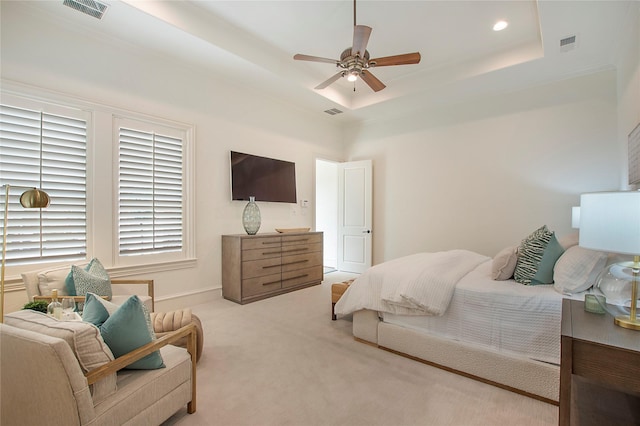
[293,0,421,92]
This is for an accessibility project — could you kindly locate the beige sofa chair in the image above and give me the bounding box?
[0,312,197,426]
[22,264,155,312]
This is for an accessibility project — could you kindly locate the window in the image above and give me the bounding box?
[0,102,88,265]
[116,117,188,260]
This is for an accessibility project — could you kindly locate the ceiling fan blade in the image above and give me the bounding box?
[314,71,344,90]
[352,25,372,58]
[360,70,386,92]
[369,52,421,67]
[294,54,339,65]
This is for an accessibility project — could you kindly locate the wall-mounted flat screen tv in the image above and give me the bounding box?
[230,151,297,203]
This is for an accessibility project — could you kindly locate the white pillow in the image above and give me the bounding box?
[491,246,518,280]
[37,265,72,296]
[558,232,579,250]
[553,246,607,294]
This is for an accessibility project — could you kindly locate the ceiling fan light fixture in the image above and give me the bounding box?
[347,71,359,82]
[493,20,508,31]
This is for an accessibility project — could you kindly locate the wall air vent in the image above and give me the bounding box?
[324,108,343,116]
[560,35,577,53]
[63,0,109,20]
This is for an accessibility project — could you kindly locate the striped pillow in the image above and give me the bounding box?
[514,225,559,285]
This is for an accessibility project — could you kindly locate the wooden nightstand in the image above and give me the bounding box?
[559,299,640,425]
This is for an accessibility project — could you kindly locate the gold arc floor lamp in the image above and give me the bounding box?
[1,184,50,323]
[579,191,640,331]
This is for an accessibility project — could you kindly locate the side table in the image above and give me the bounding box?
[559,299,640,425]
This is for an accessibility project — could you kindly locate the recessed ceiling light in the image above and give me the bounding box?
[493,20,508,31]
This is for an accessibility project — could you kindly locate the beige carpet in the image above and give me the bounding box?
[163,271,558,426]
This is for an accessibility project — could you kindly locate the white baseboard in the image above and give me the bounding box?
[154,287,220,312]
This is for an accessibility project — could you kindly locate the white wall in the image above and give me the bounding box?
[1,2,344,312]
[345,70,621,263]
[315,159,338,268]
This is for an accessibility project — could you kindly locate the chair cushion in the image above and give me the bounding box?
[4,310,117,404]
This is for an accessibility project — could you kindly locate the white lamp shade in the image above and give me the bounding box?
[571,206,580,229]
[579,191,640,255]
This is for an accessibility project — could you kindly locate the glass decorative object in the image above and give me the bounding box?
[242,196,261,235]
[47,289,63,320]
[593,261,639,322]
[595,263,634,307]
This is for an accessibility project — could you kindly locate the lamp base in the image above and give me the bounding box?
[614,315,640,331]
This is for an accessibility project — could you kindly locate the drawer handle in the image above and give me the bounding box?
[261,241,281,245]
[262,264,281,269]
[262,280,281,286]
[281,247,309,254]
[282,273,309,282]
[262,250,282,255]
[284,238,309,243]
[282,259,308,267]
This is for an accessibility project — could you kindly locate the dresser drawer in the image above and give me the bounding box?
[280,242,322,257]
[281,251,322,272]
[242,246,282,261]
[281,233,322,246]
[242,273,282,298]
[281,266,323,289]
[242,257,281,279]
[242,236,281,251]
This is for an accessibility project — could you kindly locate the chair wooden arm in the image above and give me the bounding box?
[85,322,197,413]
[111,279,155,312]
[34,295,101,303]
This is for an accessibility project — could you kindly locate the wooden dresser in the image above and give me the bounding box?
[221,231,323,304]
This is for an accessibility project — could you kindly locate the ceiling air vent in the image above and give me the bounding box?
[324,108,343,116]
[63,0,109,20]
[560,35,577,53]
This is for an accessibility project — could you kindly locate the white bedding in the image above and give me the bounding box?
[384,261,565,364]
[335,250,490,316]
[335,251,575,365]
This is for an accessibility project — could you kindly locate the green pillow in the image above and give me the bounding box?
[84,294,164,370]
[514,225,562,285]
[72,258,112,300]
[530,233,565,285]
[82,292,111,327]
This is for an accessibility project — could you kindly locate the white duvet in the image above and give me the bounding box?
[335,250,490,316]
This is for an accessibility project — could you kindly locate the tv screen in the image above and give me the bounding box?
[230,151,297,203]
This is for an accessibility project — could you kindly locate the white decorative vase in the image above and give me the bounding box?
[242,196,261,235]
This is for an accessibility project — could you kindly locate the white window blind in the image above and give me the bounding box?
[0,103,87,265]
[118,126,184,256]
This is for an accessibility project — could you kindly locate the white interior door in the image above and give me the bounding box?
[337,160,372,273]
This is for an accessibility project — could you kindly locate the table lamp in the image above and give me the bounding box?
[1,184,50,323]
[579,191,640,331]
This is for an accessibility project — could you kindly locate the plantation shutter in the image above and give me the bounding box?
[0,103,87,264]
[118,127,183,256]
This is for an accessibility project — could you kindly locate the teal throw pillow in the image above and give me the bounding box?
[65,262,90,295]
[82,292,111,327]
[530,233,565,285]
[72,258,112,300]
[514,225,559,285]
[93,295,164,370]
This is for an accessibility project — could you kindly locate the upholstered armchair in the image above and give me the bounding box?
[1,310,197,425]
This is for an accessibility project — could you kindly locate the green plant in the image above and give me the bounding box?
[22,300,49,313]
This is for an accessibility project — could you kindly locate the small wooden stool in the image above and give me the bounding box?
[331,279,355,320]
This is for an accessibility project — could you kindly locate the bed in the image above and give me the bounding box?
[334,229,610,404]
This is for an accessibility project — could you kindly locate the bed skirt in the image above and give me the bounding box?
[353,309,559,404]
